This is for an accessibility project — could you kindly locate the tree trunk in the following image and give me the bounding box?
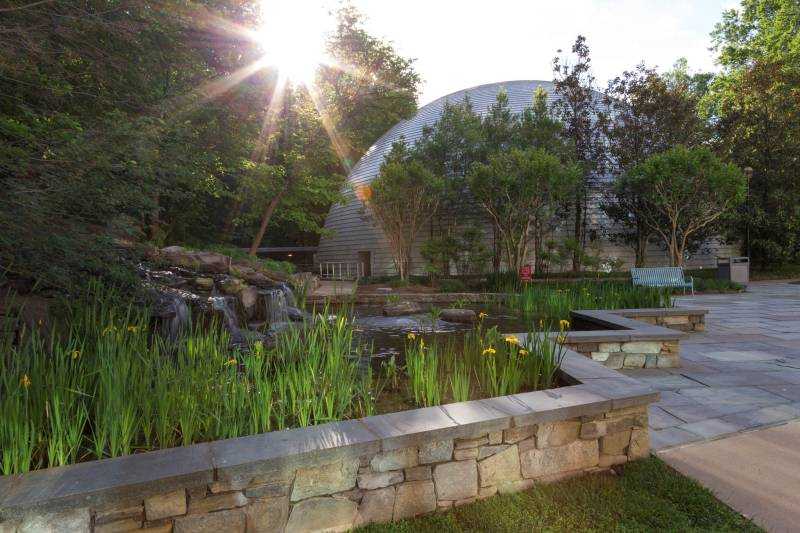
[635,229,648,268]
[249,188,287,256]
[572,199,583,272]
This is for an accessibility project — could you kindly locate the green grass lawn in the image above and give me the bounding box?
[359,458,761,532]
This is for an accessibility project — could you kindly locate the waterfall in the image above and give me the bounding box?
[261,289,289,325]
[277,282,296,307]
[210,296,240,335]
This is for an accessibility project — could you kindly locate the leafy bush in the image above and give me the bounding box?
[438,279,468,293]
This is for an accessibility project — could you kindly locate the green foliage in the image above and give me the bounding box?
[359,457,761,532]
[508,281,671,322]
[421,227,491,278]
[366,143,444,280]
[0,2,419,292]
[623,146,746,266]
[600,63,710,266]
[0,287,373,474]
[401,321,565,408]
[437,279,468,293]
[468,147,579,274]
[704,0,800,266]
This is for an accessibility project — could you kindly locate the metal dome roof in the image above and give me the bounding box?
[344,80,559,190]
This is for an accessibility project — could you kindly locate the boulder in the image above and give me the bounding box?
[192,251,231,274]
[194,277,215,291]
[440,308,476,324]
[161,246,230,274]
[382,301,424,317]
[238,285,259,319]
[218,277,246,295]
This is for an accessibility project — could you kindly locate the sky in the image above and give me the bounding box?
[331,0,739,104]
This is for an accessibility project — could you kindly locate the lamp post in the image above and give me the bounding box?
[744,166,753,258]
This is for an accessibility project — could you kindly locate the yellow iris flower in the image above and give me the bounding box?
[482,347,496,356]
[504,335,520,345]
[407,332,416,340]
[559,319,570,330]
[20,374,31,388]
[71,349,81,360]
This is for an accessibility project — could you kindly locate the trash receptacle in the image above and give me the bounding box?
[717,256,749,284]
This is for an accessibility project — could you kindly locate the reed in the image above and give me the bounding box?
[507,281,670,322]
[0,285,376,474]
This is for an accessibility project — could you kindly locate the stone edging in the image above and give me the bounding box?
[0,348,657,531]
[562,307,707,369]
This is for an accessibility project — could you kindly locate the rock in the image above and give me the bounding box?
[439,308,476,324]
[244,479,292,499]
[599,453,628,468]
[193,251,232,274]
[433,460,478,500]
[536,421,580,448]
[291,459,359,501]
[194,277,215,291]
[404,465,432,481]
[286,306,310,322]
[393,481,436,521]
[371,447,418,472]
[504,425,536,444]
[94,518,142,533]
[519,439,599,479]
[162,246,230,274]
[418,440,453,464]
[17,508,91,532]
[478,445,521,487]
[219,276,246,295]
[382,301,424,316]
[95,505,144,525]
[453,448,479,460]
[357,469,404,490]
[187,491,248,514]
[356,487,396,526]
[174,508,246,532]
[600,430,632,455]
[145,489,186,521]
[477,444,508,460]
[455,435,488,449]
[285,497,358,533]
[241,271,279,288]
[245,495,290,533]
[238,285,259,319]
[621,341,662,354]
[497,478,535,494]
[488,431,503,445]
[628,427,650,460]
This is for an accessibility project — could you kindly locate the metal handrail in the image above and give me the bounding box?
[318,261,365,280]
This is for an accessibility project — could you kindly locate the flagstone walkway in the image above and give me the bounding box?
[622,281,800,450]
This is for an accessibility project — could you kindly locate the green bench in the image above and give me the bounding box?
[630,267,694,294]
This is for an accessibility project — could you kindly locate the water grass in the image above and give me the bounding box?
[507,281,671,322]
[401,318,566,408]
[0,284,375,475]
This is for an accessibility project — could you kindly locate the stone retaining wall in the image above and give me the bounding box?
[0,351,657,533]
[563,308,707,370]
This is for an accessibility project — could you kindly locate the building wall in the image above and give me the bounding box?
[317,80,739,277]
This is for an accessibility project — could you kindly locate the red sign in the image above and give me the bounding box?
[519,264,532,282]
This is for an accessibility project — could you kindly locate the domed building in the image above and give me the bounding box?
[316,80,736,278]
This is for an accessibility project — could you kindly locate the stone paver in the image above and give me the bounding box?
[623,282,800,450]
[659,421,800,533]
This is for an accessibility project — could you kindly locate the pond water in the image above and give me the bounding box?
[351,305,540,359]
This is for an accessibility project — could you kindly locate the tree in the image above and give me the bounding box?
[624,146,746,266]
[703,0,800,266]
[246,4,421,253]
[468,148,579,274]
[552,36,607,272]
[362,143,443,280]
[600,64,709,266]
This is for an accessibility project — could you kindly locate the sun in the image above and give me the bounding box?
[255,1,330,85]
